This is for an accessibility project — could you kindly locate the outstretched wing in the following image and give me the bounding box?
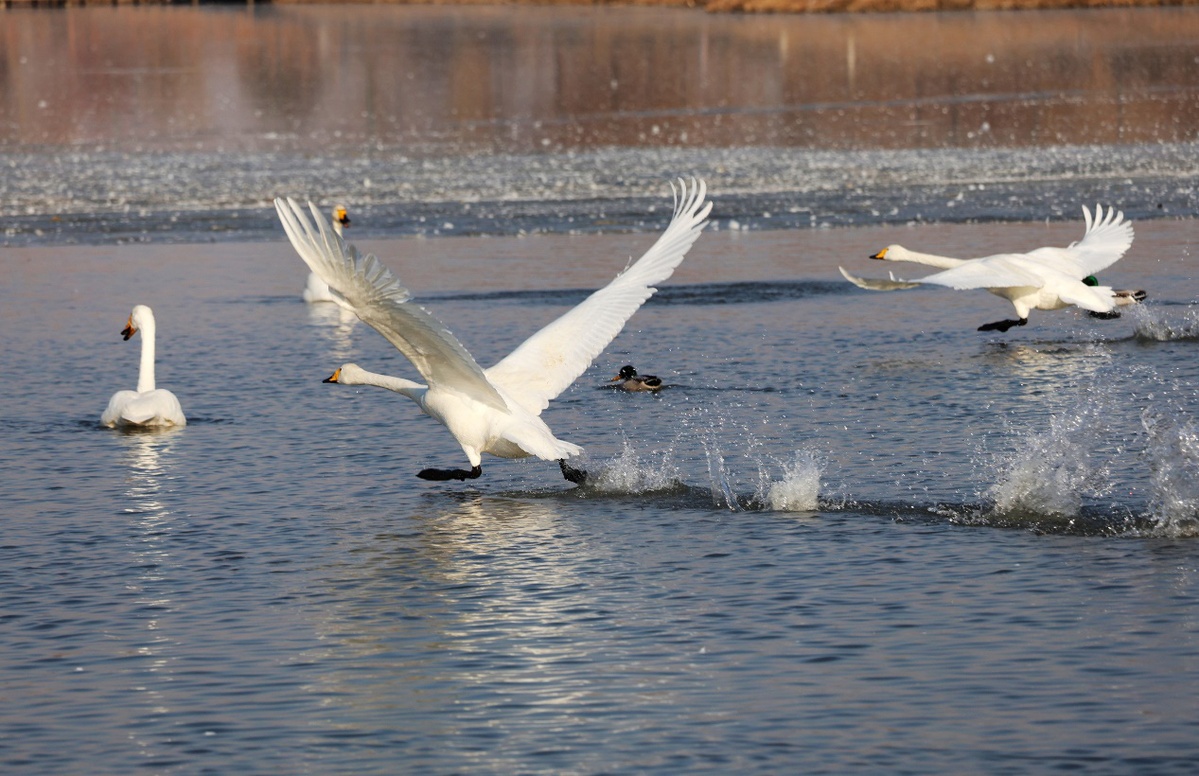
[486,178,712,415]
[1028,203,1134,277]
[275,198,508,412]
[839,266,921,291]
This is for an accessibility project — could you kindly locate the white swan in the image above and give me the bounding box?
[840,204,1146,332]
[101,305,187,428]
[303,205,350,303]
[275,178,711,482]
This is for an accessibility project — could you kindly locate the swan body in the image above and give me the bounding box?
[303,205,350,303]
[840,204,1145,332]
[610,365,663,392]
[276,178,711,481]
[101,305,186,428]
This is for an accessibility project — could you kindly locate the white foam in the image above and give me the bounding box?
[1141,409,1199,537]
[762,450,824,513]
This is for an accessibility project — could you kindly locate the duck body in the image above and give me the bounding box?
[101,305,186,428]
[610,365,663,392]
[279,179,711,481]
[841,204,1144,332]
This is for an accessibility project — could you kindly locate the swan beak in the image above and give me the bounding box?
[323,368,342,384]
[334,207,350,227]
[870,248,888,260]
[121,317,137,341]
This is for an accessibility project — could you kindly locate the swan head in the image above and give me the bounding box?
[612,365,639,381]
[870,245,907,262]
[122,304,154,340]
[324,362,367,385]
[333,205,351,229]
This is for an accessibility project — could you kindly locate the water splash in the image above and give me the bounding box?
[1130,303,1199,342]
[1141,408,1199,537]
[986,393,1114,519]
[587,439,683,495]
[760,450,824,513]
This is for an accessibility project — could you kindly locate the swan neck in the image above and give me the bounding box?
[357,370,424,401]
[137,319,156,394]
[893,248,964,269]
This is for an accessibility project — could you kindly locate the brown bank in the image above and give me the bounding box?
[270,0,1199,14]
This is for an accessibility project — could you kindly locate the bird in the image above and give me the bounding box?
[275,178,711,483]
[610,365,663,392]
[839,204,1146,332]
[302,205,351,304]
[100,305,187,428]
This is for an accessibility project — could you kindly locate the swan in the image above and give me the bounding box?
[610,365,663,392]
[302,205,351,303]
[100,305,187,428]
[275,178,711,482]
[839,204,1146,332]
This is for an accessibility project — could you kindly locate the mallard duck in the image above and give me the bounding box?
[840,204,1145,332]
[610,365,663,392]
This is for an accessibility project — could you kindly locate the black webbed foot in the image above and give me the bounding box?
[1088,310,1122,320]
[559,459,588,485]
[977,318,1027,333]
[417,465,482,481]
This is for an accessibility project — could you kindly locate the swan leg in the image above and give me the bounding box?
[417,465,483,481]
[1088,310,1122,320]
[977,318,1027,333]
[559,459,588,485]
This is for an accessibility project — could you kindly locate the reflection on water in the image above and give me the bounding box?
[2,6,1197,153]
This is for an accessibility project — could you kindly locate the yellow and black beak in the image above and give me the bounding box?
[870,248,888,260]
[121,316,137,341]
[323,368,342,384]
[334,207,351,228]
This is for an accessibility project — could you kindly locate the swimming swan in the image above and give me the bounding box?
[840,204,1145,332]
[275,178,711,482]
[100,305,187,428]
[303,205,351,303]
[610,365,663,392]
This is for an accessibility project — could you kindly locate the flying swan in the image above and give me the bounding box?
[275,178,711,482]
[839,204,1146,332]
[101,304,187,428]
[303,205,351,303]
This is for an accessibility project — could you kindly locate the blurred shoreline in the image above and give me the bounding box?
[6,0,1199,13]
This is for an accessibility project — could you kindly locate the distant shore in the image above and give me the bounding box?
[6,0,1198,12]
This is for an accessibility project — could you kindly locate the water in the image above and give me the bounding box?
[3,5,1199,774]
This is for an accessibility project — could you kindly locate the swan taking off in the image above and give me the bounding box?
[100,305,187,428]
[275,178,711,482]
[303,205,351,303]
[840,204,1146,332]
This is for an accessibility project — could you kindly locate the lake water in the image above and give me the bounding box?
[3,5,1199,774]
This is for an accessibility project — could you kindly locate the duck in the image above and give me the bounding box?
[610,365,663,392]
[302,205,351,303]
[839,204,1146,332]
[275,178,710,483]
[100,305,187,428]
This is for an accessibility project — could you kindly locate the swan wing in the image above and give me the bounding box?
[839,266,921,291]
[486,178,711,415]
[1029,204,1134,276]
[275,197,508,412]
[912,255,1046,291]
